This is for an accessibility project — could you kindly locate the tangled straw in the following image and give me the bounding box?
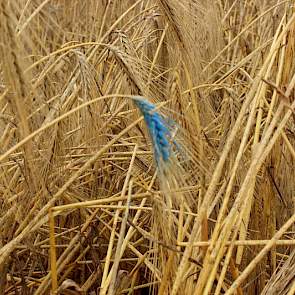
[133,97,176,166]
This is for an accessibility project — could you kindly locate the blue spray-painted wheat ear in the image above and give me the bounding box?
[133,97,173,164]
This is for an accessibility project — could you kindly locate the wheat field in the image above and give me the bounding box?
[0,1,295,294]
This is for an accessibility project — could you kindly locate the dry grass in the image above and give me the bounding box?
[0,0,295,294]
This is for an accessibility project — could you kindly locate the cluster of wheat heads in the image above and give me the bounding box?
[0,0,295,294]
